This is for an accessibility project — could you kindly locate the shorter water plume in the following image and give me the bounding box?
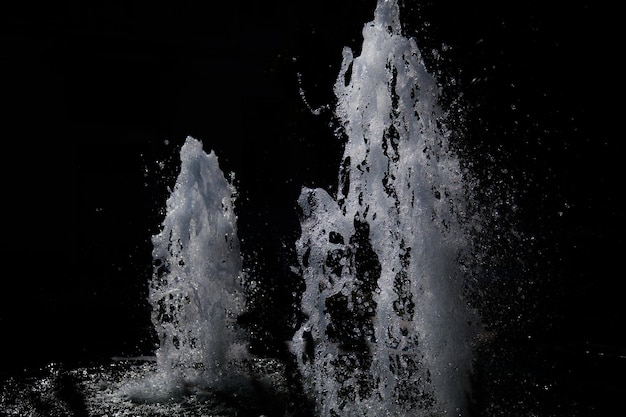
[123,136,249,401]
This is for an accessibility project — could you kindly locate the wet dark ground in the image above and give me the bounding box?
[2,1,624,415]
[1,344,624,416]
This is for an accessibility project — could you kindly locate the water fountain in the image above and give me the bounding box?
[7,1,616,416]
[115,2,478,414]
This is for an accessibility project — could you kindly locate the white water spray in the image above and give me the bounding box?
[125,136,248,400]
[291,1,478,415]
[123,1,478,413]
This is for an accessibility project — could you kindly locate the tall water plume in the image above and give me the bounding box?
[291,1,478,415]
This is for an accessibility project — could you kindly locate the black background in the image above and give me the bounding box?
[2,0,624,412]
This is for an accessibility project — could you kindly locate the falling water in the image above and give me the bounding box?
[290,1,478,416]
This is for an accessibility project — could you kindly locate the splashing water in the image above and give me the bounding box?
[1,2,622,417]
[290,1,478,416]
[122,0,478,413]
[123,136,249,401]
